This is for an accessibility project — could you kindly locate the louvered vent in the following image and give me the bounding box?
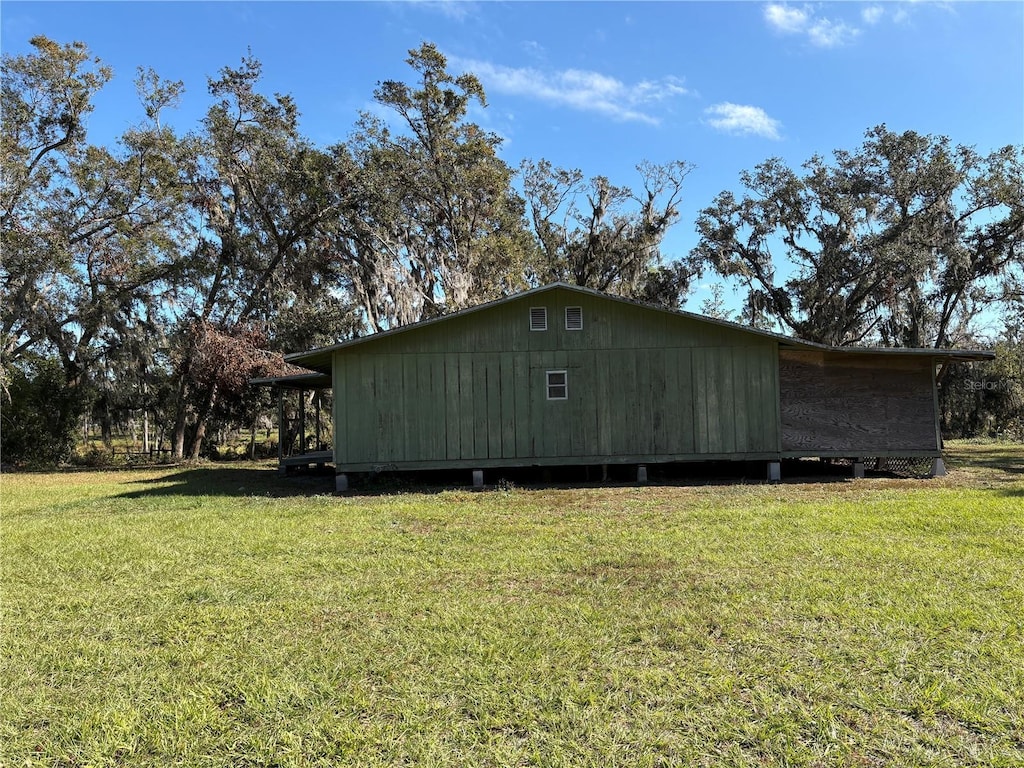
[530,306,547,331]
[565,306,583,330]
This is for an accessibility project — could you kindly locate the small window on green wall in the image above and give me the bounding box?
[546,370,567,400]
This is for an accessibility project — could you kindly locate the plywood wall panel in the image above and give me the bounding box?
[779,350,937,453]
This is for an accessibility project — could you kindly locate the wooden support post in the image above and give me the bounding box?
[299,388,306,455]
[335,473,349,492]
[315,391,322,451]
[852,461,865,479]
[276,387,284,465]
[930,457,947,477]
[637,465,648,485]
[601,464,609,482]
[472,470,484,488]
[767,461,781,482]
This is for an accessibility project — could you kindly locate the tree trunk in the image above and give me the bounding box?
[142,379,150,453]
[171,407,188,460]
[170,374,190,460]
[189,420,207,461]
[248,413,258,460]
[100,395,113,448]
[188,383,219,460]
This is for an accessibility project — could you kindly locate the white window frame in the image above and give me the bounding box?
[530,306,548,331]
[565,306,583,331]
[546,369,568,400]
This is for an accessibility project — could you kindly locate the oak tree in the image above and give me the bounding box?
[691,125,1024,346]
[522,158,694,307]
[330,43,535,332]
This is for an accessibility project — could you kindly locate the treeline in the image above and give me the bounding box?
[2,37,1022,465]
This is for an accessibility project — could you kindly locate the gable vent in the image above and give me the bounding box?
[565,306,583,331]
[530,306,548,331]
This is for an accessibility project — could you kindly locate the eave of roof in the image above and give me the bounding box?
[283,282,995,373]
[250,372,333,389]
[779,345,994,361]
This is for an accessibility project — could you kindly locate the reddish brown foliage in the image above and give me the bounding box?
[189,322,291,395]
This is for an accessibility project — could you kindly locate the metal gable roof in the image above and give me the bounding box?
[283,282,995,374]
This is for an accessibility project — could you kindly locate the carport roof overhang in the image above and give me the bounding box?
[249,372,332,390]
[777,343,995,362]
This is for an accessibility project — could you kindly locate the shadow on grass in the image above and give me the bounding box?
[110,448,1024,499]
[121,460,863,498]
[109,461,853,499]
[116,466,335,499]
[945,443,1024,475]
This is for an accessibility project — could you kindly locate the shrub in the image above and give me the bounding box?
[1,357,85,466]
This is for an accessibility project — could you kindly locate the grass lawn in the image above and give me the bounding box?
[1,443,1022,767]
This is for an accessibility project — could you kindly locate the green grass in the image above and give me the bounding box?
[2,444,1022,767]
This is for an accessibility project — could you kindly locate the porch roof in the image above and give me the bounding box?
[249,372,332,390]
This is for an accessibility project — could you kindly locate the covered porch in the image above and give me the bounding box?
[250,372,333,475]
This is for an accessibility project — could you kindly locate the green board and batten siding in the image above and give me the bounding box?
[332,288,781,471]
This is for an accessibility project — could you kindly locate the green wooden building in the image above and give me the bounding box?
[270,284,992,488]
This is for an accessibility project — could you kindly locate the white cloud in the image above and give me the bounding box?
[705,103,782,140]
[861,5,885,25]
[521,40,545,59]
[453,57,689,125]
[410,0,475,21]
[807,18,859,47]
[764,3,810,33]
[763,3,859,47]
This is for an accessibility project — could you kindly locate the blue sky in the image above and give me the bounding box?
[3,1,1022,310]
